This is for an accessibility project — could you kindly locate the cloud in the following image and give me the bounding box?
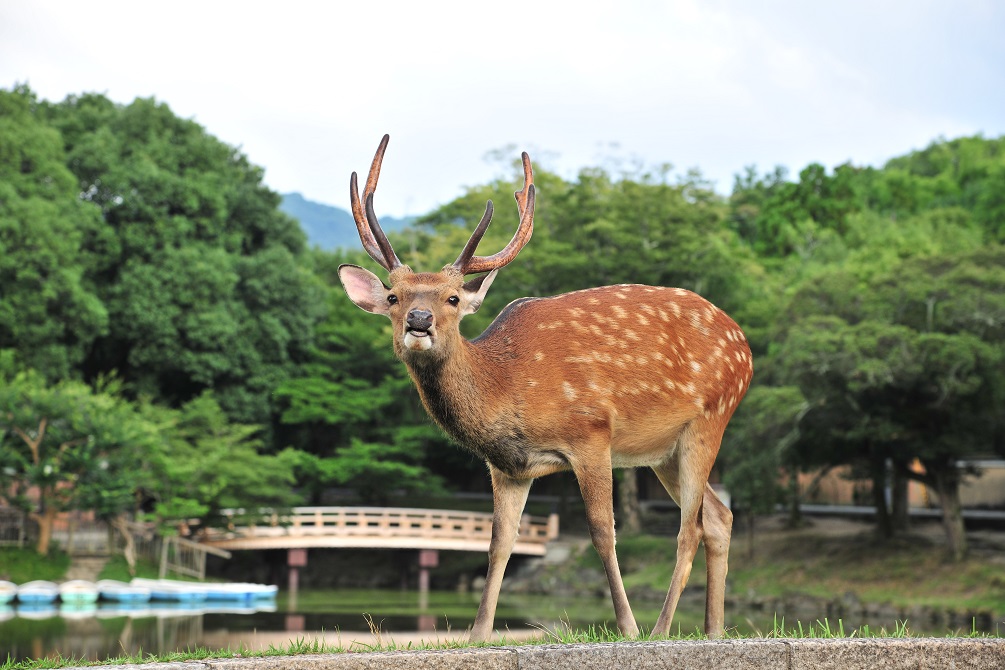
[1,0,1002,217]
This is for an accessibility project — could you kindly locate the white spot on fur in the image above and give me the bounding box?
[563,382,578,400]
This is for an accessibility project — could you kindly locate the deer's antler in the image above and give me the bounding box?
[452,152,535,275]
[350,134,402,271]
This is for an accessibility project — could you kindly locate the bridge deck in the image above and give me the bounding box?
[199,506,560,556]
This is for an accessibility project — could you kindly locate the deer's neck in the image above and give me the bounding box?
[404,341,529,474]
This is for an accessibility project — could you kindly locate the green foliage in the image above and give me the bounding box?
[143,392,302,530]
[0,547,70,582]
[3,81,1004,542]
[29,87,324,424]
[0,371,158,552]
[721,386,806,516]
[0,86,108,379]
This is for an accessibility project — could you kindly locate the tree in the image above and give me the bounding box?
[721,385,805,553]
[0,86,108,380]
[773,248,1004,559]
[142,392,302,533]
[274,252,450,503]
[36,91,324,425]
[0,371,158,555]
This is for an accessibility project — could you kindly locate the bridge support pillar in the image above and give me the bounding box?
[288,548,308,608]
[418,549,438,609]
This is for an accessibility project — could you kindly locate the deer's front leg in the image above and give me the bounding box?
[470,465,532,642]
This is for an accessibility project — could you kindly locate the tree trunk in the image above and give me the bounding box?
[618,468,642,534]
[870,451,893,539]
[786,466,802,527]
[745,512,756,560]
[928,462,967,561]
[890,460,911,533]
[32,506,58,556]
[112,515,138,575]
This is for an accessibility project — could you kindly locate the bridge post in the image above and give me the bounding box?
[287,548,308,608]
[417,549,438,609]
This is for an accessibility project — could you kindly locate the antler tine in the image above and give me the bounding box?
[453,152,536,276]
[349,134,401,271]
[365,193,402,270]
[350,172,387,267]
[514,151,534,216]
[451,200,494,271]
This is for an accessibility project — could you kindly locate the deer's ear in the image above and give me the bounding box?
[339,264,391,316]
[459,270,498,316]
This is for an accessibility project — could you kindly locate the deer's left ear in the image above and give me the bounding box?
[459,270,498,316]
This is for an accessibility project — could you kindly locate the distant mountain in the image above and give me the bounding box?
[280,192,415,251]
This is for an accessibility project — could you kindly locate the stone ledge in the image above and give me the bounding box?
[89,637,1005,670]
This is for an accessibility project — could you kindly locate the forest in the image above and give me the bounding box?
[1,84,1002,562]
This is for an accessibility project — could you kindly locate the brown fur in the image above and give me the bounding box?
[340,266,752,640]
[339,137,750,641]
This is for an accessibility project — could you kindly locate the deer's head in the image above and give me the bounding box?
[339,135,535,363]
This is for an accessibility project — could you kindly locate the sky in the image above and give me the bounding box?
[2,0,1003,219]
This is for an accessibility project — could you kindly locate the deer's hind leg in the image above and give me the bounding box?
[572,447,640,638]
[650,420,732,638]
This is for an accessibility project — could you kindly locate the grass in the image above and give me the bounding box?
[0,548,70,583]
[569,518,1005,615]
[3,615,998,670]
[94,555,161,582]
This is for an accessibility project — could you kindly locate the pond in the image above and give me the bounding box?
[0,588,992,664]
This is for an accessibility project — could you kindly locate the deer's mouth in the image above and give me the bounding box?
[403,326,435,351]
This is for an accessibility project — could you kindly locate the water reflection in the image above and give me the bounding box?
[3,591,647,663]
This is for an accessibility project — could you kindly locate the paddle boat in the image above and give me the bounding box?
[59,579,100,605]
[97,579,152,603]
[0,580,16,605]
[202,582,279,602]
[16,580,59,605]
[130,578,208,603]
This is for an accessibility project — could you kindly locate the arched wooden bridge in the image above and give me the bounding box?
[199,506,560,556]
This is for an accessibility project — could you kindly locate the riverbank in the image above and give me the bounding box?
[4,514,1003,636]
[81,638,1005,670]
[501,514,1005,634]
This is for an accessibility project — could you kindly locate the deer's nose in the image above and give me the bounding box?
[406,309,434,331]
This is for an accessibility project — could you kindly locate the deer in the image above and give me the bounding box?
[337,135,753,641]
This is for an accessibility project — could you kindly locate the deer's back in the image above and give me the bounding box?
[473,284,753,467]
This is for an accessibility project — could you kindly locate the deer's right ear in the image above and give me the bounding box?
[338,264,392,316]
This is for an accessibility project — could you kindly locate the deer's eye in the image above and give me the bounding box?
[387,294,398,306]
[447,296,460,307]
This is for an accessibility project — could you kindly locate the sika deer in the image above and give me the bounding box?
[338,135,752,641]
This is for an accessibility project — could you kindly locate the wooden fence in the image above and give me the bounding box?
[201,506,560,555]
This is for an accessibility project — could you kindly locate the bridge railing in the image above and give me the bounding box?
[203,506,560,546]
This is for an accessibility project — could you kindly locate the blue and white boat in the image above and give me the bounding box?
[130,578,208,603]
[59,579,99,605]
[0,580,16,605]
[203,582,279,602]
[97,579,152,603]
[16,580,59,605]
